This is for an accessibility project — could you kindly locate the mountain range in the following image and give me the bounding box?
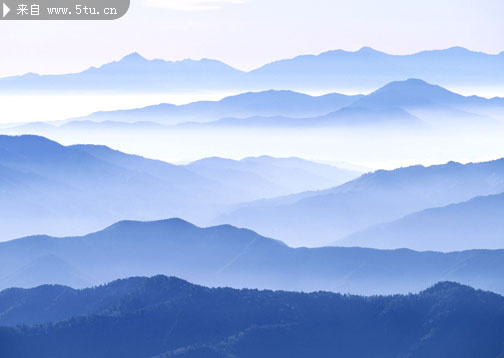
[0,53,243,93]
[3,79,502,133]
[248,46,504,92]
[0,135,357,240]
[1,218,504,295]
[216,159,504,248]
[1,276,504,358]
[3,46,504,358]
[3,135,504,251]
[55,79,504,126]
[2,47,503,94]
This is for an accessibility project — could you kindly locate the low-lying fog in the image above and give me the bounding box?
[2,121,504,171]
[1,91,504,170]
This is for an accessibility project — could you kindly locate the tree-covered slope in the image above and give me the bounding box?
[0,277,503,358]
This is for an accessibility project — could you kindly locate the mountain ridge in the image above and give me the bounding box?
[1,218,504,295]
[6,46,504,79]
[2,47,503,93]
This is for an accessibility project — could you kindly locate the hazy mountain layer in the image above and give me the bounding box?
[185,106,422,128]
[0,135,354,240]
[67,90,362,125]
[216,159,504,247]
[55,79,504,127]
[1,219,504,295]
[339,192,504,252]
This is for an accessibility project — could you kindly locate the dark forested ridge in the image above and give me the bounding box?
[0,276,503,358]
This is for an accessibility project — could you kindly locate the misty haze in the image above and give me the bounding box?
[1,1,504,356]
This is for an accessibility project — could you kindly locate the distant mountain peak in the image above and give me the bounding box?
[356,46,381,54]
[318,47,384,58]
[19,72,41,79]
[403,78,429,84]
[243,155,277,161]
[362,78,457,102]
[444,46,475,54]
[382,78,433,89]
[103,218,195,233]
[120,52,147,62]
[231,89,305,98]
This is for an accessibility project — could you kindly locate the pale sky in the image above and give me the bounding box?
[0,0,503,76]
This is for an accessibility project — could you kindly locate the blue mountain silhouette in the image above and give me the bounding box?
[1,47,502,93]
[1,218,504,295]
